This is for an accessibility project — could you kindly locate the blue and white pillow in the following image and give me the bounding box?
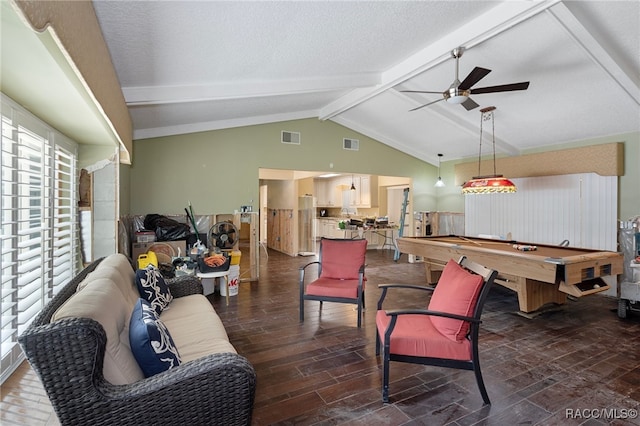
[129,299,181,377]
[135,265,172,315]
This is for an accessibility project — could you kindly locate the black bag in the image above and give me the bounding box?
[143,214,190,241]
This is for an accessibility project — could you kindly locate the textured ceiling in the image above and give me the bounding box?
[92,0,640,166]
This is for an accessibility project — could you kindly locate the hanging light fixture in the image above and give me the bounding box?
[435,153,445,187]
[461,106,517,194]
[350,175,356,191]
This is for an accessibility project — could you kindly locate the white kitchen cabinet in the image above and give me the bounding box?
[315,175,378,208]
[331,222,345,239]
[348,175,378,208]
[321,220,332,238]
[316,218,341,238]
[314,180,336,207]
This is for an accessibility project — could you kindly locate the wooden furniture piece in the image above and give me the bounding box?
[376,256,498,404]
[397,235,623,315]
[299,238,367,327]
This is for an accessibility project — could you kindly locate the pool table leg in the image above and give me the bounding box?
[424,262,443,284]
[427,260,567,314]
[495,275,567,313]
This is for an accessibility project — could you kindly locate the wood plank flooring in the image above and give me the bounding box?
[2,244,640,425]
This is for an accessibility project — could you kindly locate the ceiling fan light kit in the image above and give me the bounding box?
[444,88,470,104]
[462,106,517,195]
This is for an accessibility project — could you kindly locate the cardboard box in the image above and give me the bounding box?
[135,231,156,243]
[132,240,187,261]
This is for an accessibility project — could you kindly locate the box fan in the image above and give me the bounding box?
[208,221,238,250]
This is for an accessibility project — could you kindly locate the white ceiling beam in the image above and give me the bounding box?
[318,0,561,121]
[123,73,380,106]
[546,3,640,105]
[133,109,318,140]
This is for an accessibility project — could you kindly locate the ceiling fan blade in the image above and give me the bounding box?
[400,90,444,94]
[458,67,491,90]
[470,81,530,94]
[461,98,479,111]
[409,98,444,112]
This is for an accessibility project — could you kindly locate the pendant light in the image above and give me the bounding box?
[350,175,356,191]
[461,106,517,194]
[434,153,445,187]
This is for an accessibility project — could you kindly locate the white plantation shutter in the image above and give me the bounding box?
[1,95,79,383]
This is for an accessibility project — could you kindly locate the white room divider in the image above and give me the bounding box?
[464,173,617,251]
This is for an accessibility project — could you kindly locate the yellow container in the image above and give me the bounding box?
[137,251,158,269]
[230,250,242,265]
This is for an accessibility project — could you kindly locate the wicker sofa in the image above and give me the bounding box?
[18,254,256,426]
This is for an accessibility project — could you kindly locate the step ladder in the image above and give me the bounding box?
[393,188,409,261]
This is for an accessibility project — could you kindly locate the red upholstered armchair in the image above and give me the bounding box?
[299,238,367,327]
[375,256,497,404]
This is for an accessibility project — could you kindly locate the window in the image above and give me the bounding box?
[1,95,79,383]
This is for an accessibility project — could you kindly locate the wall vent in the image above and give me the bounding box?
[281,131,301,145]
[343,138,359,151]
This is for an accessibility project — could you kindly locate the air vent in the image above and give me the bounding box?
[343,138,359,151]
[281,131,301,145]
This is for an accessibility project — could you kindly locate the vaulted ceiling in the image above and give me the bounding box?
[92,0,639,166]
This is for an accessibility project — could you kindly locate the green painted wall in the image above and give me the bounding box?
[127,118,437,216]
[126,119,639,222]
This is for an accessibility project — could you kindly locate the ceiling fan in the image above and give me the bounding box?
[401,47,529,112]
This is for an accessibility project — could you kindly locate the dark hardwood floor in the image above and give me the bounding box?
[2,244,640,425]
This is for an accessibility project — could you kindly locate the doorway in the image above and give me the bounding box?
[387,186,410,237]
[258,169,412,256]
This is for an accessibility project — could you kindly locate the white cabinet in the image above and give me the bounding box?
[359,176,371,207]
[321,220,332,238]
[315,175,377,208]
[317,218,329,238]
[348,175,378,208]
[314,180,336,207]
[316,218,344,239]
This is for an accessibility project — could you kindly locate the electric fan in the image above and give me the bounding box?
[208,221,238,250]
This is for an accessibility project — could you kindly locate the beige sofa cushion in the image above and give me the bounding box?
[77,254,138,305]
[161,295,236,362]
[52,277,144,384]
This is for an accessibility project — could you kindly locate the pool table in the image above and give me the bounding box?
[397,235,624,314]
